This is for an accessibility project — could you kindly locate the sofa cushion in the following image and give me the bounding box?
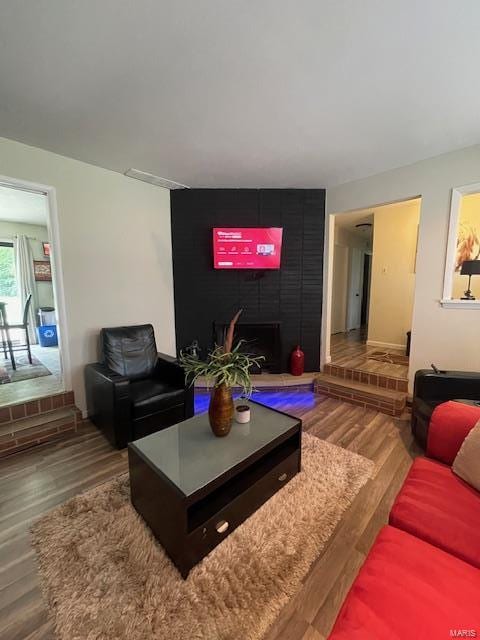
[453,421,480,492]
[130,379,185,420]
[328,525,480,640]
[427,400,480,465]
[389,456,480,568]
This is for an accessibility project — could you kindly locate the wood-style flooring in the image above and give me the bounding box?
[331,328,409,380]
[0,390,421,640]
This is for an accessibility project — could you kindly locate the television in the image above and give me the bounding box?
[213,227,283,269]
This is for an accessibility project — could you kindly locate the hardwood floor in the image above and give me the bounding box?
[0,390,421,640]
[331,328,409,380]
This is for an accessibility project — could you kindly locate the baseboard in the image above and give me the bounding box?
[366,340,406,351]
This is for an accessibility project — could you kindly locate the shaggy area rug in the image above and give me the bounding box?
[31,433,374,640]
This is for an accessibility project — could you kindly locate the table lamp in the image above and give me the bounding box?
[460,260,480,300]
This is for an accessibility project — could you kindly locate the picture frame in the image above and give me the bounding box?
[33,260,52,282]
[441,181,480,308]
[42,241,51,257]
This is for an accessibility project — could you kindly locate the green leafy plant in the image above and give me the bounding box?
[179,309,264,397]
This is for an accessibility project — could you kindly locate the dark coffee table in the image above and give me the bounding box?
[128,399,301,578]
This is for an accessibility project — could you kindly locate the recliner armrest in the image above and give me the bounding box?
[84,362,132,448]
[155,352,186,388]
[154,353,194,420]
[87,362,130,385]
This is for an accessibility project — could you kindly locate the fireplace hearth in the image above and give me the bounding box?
[214,321,281,373]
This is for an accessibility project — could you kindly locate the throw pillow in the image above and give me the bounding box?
[452,420,480,492]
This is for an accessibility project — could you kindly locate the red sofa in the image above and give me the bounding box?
[329,401,480,639]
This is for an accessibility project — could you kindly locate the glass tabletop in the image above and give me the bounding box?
[130,400,299,498]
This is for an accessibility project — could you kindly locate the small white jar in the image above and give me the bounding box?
[235,404,251,424]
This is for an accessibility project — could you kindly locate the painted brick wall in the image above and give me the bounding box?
[170,189,325,372]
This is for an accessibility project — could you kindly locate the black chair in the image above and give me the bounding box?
[85,324,194,449]
[411,368,480,448]
[0,293,33,370]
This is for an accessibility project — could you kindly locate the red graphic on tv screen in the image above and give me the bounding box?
[213,228,283,269]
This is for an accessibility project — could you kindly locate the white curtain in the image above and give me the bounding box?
[14,234,38,344]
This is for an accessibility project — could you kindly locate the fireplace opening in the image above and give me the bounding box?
[213,321,281,373]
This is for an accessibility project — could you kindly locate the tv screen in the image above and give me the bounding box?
[213,227,283,269]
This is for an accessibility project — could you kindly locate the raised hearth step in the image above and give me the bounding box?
[314,373,407,417]
[195,372,318,390]
[0,406,84,458]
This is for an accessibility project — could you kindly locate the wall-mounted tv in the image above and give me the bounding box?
[213,227,283,269]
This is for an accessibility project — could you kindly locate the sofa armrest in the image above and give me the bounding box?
[427,400,480,465]
[84,363,132,448]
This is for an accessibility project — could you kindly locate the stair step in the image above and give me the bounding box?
[314,373,407,416]
[0,407,79,438]
[0,406,84,458]
[0,391,75,426]
[323,363,408,393]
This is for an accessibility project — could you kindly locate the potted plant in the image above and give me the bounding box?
[180,310,264,437]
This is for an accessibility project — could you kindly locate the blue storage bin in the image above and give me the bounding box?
[37,324,58,347]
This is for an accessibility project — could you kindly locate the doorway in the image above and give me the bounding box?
[346,246,367,331]
[361,253,372,326]
[330,213,373,343]
[0,181,65,405]
[327,197,421,381]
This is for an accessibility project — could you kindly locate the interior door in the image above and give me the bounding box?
[346,248,364,330]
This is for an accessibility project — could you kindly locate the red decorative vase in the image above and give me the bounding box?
[290,345,305,376]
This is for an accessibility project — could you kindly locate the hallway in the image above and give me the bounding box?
[331,328,408,381]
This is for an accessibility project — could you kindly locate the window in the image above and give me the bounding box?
[0,242,17,297]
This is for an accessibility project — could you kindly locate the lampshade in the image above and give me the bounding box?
[460,260,480,276]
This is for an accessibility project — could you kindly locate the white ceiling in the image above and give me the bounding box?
[1,1,480,188]
[335,211,374,239]
[0,186,48,226]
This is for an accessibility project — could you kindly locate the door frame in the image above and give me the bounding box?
[321,197,421,368]
[0,173,71,391]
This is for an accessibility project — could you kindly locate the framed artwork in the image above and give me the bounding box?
[33,260,52,281]
[442,182,480,307]
[42,242,51,257]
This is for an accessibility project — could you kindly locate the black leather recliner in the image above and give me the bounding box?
[411,368,480,449]
[85,324,194,449]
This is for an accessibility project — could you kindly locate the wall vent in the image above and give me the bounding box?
[124,168,189,190]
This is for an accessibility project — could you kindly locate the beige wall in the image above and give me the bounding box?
[452,192,480,299]
[0,137,175,412]
[0,220,54,309]
[367,200,420,348]
[325,144,480,391]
